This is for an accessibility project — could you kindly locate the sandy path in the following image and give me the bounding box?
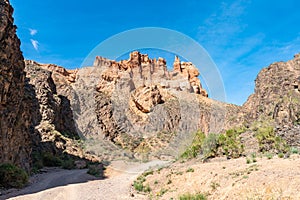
[2,160,169,200]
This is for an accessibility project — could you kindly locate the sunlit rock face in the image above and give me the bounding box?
[243,53,300,147]
[24,49,244,159]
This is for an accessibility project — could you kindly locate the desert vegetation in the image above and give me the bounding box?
[180,128,245,160]
[0,163,28,189]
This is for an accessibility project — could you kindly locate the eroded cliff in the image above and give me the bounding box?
[243,53,300,147]
[0,0,31,171]
[25,52,242,159]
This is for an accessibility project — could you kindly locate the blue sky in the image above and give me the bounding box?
[10,0,300,105]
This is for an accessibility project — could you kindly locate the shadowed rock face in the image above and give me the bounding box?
[24,61,99,162]
[0,0,31,171]
[0,0,98,171]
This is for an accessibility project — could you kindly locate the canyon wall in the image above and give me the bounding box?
[0,0,31,171]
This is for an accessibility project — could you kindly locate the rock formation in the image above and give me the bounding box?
[243,53,300,147]
[23,51,241,159]
[24,61,98,162]
[173,56,208,96]
[0,0,100,172]
[94,51,208,96]
[23,50,238,159]
[25,60,78,83]
[36,50,300,157]
[3,0,300,166]
[0,0,31,171]
[243,53,300,124]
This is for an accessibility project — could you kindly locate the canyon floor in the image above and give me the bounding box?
[2,160,169,200]
[2,155,300,200]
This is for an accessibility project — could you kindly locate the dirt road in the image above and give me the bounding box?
[2,160,169,200]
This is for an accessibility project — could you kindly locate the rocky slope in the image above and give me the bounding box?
[133,53,300,199]
[23,60,99,163]
[0,0,31,171]
[25,51,243,160]
[243,53,300,147]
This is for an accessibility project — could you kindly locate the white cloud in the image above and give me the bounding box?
[29,28,37,36]
[30,39,39,51]
[198,0,249,47]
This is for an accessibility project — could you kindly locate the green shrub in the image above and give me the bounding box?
[143,184,151,193]
[251,153,257,162]
[133,174,151,193]
[186,168,194,173]
[181,131,206,159]
[133,180,144,192]
[265,152,273,159]
[142,170,153,177]
[158,188,168,196]
[32,151,78,171]
[278,152,284,158]
[87,164,103,177]
[246,157,251,164]
[181,128,245,161]
[179,193,207,200]
[61,158,75,169]
[31,152,44,173]
[218,129,244,158]
[290,147,299,154]
[255,126,289,153]
[42,152,62,167]
[0,163,28,188]
[202,133,219,159]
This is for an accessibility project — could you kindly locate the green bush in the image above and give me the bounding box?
[246,157,251,164]
[181,128,245,160]
[61,158,75,169]
[32,151,78,171]
[143,184,151,193]
[290,147,299,154]
[31,152,44,173]
[265,152,273,159]
[181,131,206,159]
[202,133,219,159]
[278,152,284,158]
[255,126,289,153]
[133,174,151,193]
[218,129,244,158]
[179,193,207,200]
[87,164,103,177]
[186,168,194,173]
[0,163,28,188]
[133,180,144,192]
[142,170,153,177]
[42,152,63,167]
[252,154,257,163]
